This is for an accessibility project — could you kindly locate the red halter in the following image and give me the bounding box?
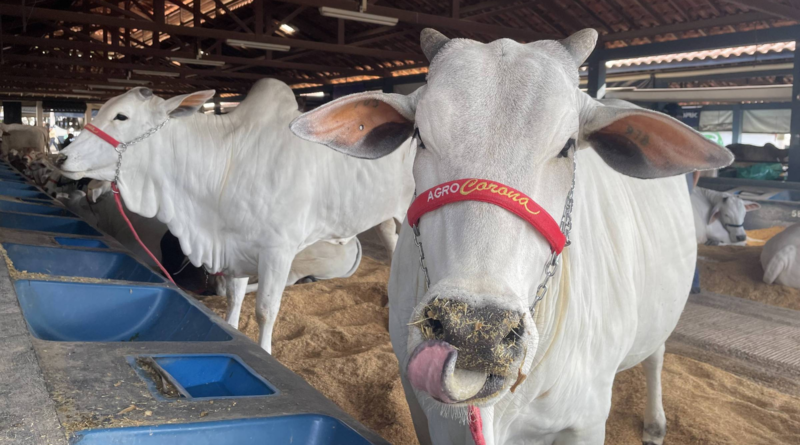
[83,123,122,148]
[80,122,177,286]
[407,178,567,254]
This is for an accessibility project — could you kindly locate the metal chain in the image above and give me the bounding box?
[409,148,578,314]
[113,119,170,190]
[412,224,432,289]
[530,149,577,313]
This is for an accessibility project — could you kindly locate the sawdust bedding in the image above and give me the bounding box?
[697,226,800,311]
[196,250,800,444]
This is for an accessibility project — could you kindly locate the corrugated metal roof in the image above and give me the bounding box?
[606,41,796,68]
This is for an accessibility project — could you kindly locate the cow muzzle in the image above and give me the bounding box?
[53,154,68,168]
[407,297,526,404]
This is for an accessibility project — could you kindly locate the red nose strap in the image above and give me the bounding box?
[83,123,121,148]
[408,179,567,254]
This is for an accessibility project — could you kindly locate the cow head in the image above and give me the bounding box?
[709,194,760,243]
[59,87,214,181]
[291,29,733,408]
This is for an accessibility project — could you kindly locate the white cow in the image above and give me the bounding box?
[761,223,800,289]
[58,78,414,351]
[0,123,48,157]
[291,29,732,445]
[64,181,363,294]
[691,187,760,245]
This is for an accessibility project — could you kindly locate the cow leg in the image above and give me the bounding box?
[255,250,294,353]
[376,218,399,258]
[225,276,249,329]
[642,343,667,445]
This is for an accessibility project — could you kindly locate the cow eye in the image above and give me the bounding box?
[558,138,575,158]
[413,127,426,150]
[114,113,128,121]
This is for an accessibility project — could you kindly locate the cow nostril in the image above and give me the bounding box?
[420,310,445,340]
[502,322,524,346]
[737,235,746,242]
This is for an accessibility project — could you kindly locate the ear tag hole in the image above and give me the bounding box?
[359,124,364,131]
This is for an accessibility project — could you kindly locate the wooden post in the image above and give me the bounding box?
[788,43,800,181]
[254,0,264,35]
[153,0,165,47]
[587,54,606,99]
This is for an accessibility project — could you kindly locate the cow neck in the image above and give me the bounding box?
[116,112,234,240]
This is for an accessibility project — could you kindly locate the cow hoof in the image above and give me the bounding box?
[642,422,665,445]
[296,276,318,284]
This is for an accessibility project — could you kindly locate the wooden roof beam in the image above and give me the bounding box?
[0,4,423,60]
[722,0,800,21]
[1,54,292,82]
[273,0,553,41]
[601,11,774,41]
[0,34,363,76]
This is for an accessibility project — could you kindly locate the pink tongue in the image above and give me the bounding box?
[407,340,456,403]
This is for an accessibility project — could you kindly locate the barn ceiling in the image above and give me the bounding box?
[0,0,797,101]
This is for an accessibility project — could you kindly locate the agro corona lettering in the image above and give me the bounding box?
[427,183,461,202]
[460,179,540,215]
[425,179,541,215]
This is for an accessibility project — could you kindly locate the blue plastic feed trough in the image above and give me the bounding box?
[0,200,74,216]
[13,281,231,342]
[0,212,100,236]
[0,181,38,191]
[0,176,27,183]
[70,415,374,445]
[0,170,24,180]
[0,187,50,199]
[148,355,276,399]
[18,197,55,204]
[54,237,108,248]
[3,244,162,282]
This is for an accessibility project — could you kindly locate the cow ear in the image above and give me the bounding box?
[708,202,722,225]
[162,90,215,118]
[744,201,761,212]
[290,89,419,159]
[581,100,734,179]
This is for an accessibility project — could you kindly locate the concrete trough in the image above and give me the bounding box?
[0,165,388,445]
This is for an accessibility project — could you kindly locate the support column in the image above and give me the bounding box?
[789,44,800,181]
[732,106,743,145]
[254,0,264,35]
[35,101,43,127]
[85,104,93,125]
[587,54,606,99]
[153,0,165,47]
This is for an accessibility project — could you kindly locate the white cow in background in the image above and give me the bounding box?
[691,187,760,245]
[761,223,800,289]
[58,78,414,352]
[292,29,732,445]
[0,123,48,157]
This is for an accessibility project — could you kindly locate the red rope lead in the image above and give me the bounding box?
[111,182,176,285]
[469,406,486,445]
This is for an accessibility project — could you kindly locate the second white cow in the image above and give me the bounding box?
[762,223,800,289]
[691,187,759,245]
[58,79,414,351]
